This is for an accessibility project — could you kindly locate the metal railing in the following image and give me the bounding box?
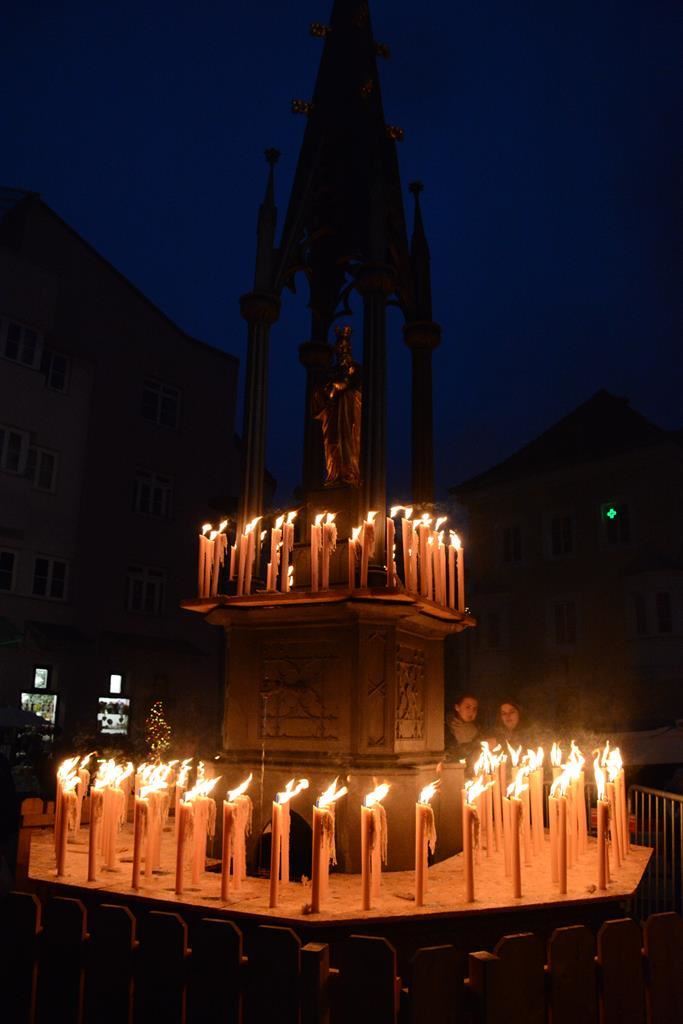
[630,784,683,920]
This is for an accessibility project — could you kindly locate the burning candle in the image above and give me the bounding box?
[280,511,297,593]
[198,522,212,596]
[594,756,609,890]
[506,770,527,898]
[310,513,324,592]
[221,774,252,900]
[385,513,396,588]
[267,514,284,591]
[321,513,337,591]
[88,784,103,882]
[550,768,570,894]
[415,780,439,908]
[451,532,465,612]
[175,758,192,836]
[131,795,148,891]
[74,753,93,838]
[209,520,229,596]
[361,783,390,911]
[311,779,347,913]
[360,511,377,588]
[269,778,308,909]
[348,526,361,589]
[177,776,220,890]
[391,506,413,588]
[463,777,488,903]
[55,760,79,877]
[448,531,457,609]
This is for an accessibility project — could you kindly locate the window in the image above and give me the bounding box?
[109,673,123,695]
[503,525,522,563]
[0,424,30,474]
[21,691,58,725]
[41,348,70,392]
[554,600,577,645]
[126,565,165,614]
[0,317,42,368]
[33,666,50,689]
[26,446,58,491]
[601,502,631,545]
[97,696,130,735]
[134,469,172,517]
[633,593,647,636]
[32,557,68,600]
[550,515,574,557]
[656,593,673,634]
[0,550,15,591]
[141,378,180,428]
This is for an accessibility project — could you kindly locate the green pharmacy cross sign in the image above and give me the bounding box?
[605,506,618,520]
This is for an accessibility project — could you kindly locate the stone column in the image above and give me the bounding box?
[298,340,332,492]
[403,320,441,506]
[356,265,395,561]
[238,291,280,530]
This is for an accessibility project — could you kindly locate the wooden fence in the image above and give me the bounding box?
[2,892,683,1024]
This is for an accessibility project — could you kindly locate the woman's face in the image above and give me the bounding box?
[455,697,478,723]
[500,703,520,731]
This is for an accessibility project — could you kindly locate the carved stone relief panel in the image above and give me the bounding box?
[365,630,387,747]
[260,645,339,741]
[396,644,425,740]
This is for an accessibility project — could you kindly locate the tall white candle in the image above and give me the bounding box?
[321,513,337,590]
[360,511,377,589]
[348,526,361,589]
[310,513,323,592]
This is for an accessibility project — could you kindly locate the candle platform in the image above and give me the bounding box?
[25,821,651,967]
[182,587,474,872]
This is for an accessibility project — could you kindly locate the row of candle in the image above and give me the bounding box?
[197,507,466,610]
[461,740,629,903]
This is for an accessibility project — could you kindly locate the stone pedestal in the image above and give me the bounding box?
[193,589,473,870]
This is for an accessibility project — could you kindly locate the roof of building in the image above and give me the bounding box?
[451,390,680,495]
[0,187,238,366]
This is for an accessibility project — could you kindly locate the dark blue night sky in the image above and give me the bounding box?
[3,1,681,504]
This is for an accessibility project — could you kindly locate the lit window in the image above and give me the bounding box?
[32,557,68,601]
[0,550,15,591]
[0,317,43,368]
[33,666,50,689]
[21,691,58,725]
[97,696,130,735]
[141,378,180,428]
[134,469,172,517]
[0,424,30,474]
[26,446,58,492]
[126,565,165,614]
[109,673,123,694]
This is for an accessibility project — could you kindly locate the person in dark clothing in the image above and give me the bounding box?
[445,693,481,761]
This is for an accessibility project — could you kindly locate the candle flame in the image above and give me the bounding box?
[184,776,220,802]
[58,756,80,781]
[325,512,336,525]
[605,746,623,782]
[318,777,348,808]
[389,505,406,518]
[275,514,285,529]
[365,510,378,525]
[507,766,529,799]
[569,739,586,769]
[435,516,448,531]
[314,512,325,527]
[351,526,362,542]
[227,773,253,802]
[94,759,133,790]
[550,766,572,798]
[364,782,390,808]
[418,780,440,805]
[465,775,491,805]
[218,519,228,533]
[245,516,262,534]
[201,523,212,535]
[550,742,563,767]
[80,751,96,769]
[286,511,297,525]
[507,742,522,767]
[277,778,309,804]
[420,513,432,527]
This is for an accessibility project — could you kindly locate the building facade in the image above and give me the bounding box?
[450,391,683,730]
[0,188,240,753]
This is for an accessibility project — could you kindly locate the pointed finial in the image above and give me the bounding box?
[409,181,424,198]
[265,148,281,167]
[408,181,432,320]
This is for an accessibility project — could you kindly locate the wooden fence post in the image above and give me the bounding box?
[85,903,137,1024]
[468,951,504,1024]
[2,891,42,1024]
[188,917,244,1024]
[301,942,330,1024]
[37,896,88,1024]
[247,925,301,1024]
[409,944,464,1024]
[135,911,189,1024]
[494,933,545,1024]
[547,924,597,1024]
[337,935,399,1024]
[643,912,683,1024]
[597,918,646,1024]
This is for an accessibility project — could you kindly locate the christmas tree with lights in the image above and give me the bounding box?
[145,699,171,761]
